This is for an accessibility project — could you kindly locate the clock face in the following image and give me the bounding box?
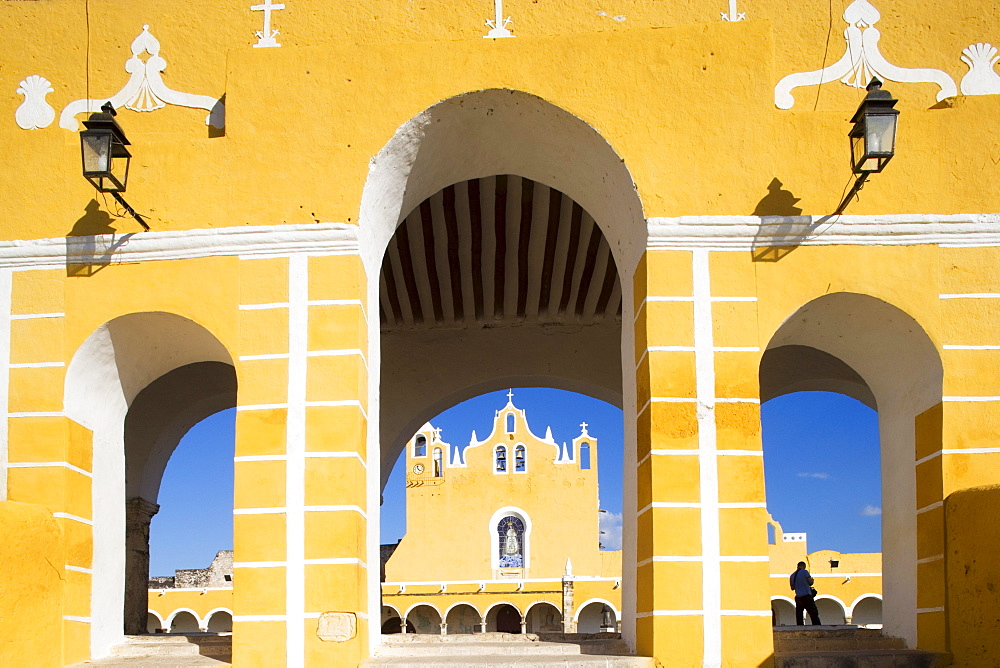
[412,463,424,474]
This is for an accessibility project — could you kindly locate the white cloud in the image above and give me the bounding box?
[861,504,882,517]
[796,472,831,479]
[599,511,623,550]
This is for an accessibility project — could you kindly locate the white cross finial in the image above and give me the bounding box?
[721,0,746,21]
[580,421,590,436]
[507,389,514,402]
[252,0,285,48]
[484,0,514,38]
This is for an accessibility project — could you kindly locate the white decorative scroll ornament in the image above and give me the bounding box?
[252,0,285,48]
[774,0,957,109]
[484,0,513,38]
[721,0,746,22]
[59,25,224,131]
[15,75,55,130]
[960,43,1000,95]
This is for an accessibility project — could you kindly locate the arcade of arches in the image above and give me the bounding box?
[3,2,1000,666]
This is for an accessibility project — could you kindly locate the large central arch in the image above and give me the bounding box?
[359,88,646,653]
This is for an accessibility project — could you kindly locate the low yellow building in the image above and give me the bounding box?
[380,395,623,635]
[767,520,883,628]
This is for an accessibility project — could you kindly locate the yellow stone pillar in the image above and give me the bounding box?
[233,253,370,667]
[634,249,772,667]
[5,268,93,664]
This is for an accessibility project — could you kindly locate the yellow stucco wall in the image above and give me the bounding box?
[1,1,1000,666]
[944,484,1000,667]
[0,502,66,668]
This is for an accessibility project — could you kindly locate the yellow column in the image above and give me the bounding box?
[233,253,370,667]
[302,253,369,666]
[709,252,772,667]
[6,268,93,664]
[635,250,772,666]
[234,256,291,666]
[928,252,1000,653]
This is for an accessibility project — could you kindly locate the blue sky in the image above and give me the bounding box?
[149,389,881,575]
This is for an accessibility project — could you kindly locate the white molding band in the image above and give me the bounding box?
[916,501,943,514]
[10,312,64,319]
[9,361,65,368]
[0,223,358,270]
[240,302,290,311]
[942,345,1000,350]
[917,448,1000,467]
[8,461,92,477]
[233,615,288,622]
[63,615,92,623]
[0,214,996,273]
[939,293,1000,299]
[769,572,883,578]
[943,396,1000,402]
[304,505,368,519]
[233,507,287,515]
[916,555,944,565]
[65,564,93,574]
[52,512,93,525]
[647,213,1000,249]
[9,411,63,418]
[917,607,946,614]
[304,558,367,568]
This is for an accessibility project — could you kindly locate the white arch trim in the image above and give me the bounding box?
[489,506,532,570]
[483,600,523,619]
[848,593,883,615]
[204,607,234,626]
[381,603,403,618]
[146,610,164,628]
[770,595,796,606]
[444,601,483,619]
[573,598,619,623]
[814,595,848,610]
[165,608,202,630]
[403,602,443,620]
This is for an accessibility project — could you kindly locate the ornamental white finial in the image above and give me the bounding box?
[251,0,285,48]
[484,0,514,38]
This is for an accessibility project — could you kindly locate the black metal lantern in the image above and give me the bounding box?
[80,102,132,193]
[79,102,148,230]
[849,79,899,174]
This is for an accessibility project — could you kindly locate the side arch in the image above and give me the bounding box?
[64,312,236,654]
[762,292,942,645]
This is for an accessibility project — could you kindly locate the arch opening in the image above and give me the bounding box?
[404,604,442,635]
[525,602,562,633]
[445,604,482,634]
[65,312,236,655]
[485,603,522,633]
[760,292,942,646]
[366,88,644,651]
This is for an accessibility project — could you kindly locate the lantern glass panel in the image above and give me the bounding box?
[81,131,112,175]
[865,114,896,156]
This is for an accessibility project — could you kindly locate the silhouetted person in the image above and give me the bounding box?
[790,561,821,625]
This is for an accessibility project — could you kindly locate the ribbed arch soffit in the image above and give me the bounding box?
[379,175,622,330]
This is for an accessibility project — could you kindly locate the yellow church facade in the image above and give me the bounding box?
[379,397,624,636]
[2,0,1000,666]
